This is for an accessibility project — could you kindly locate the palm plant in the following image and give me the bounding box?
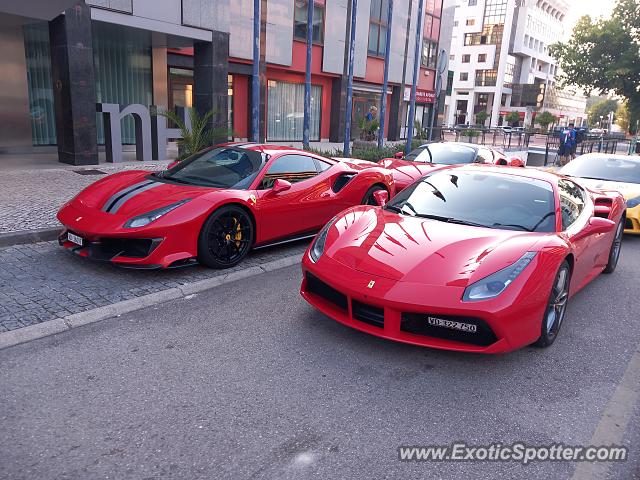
[158,108,231,161]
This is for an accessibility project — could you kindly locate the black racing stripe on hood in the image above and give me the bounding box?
[108,181,163,214]
[102,180,154,213]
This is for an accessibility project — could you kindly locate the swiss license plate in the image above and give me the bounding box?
[67,232,84,246]
[428,316,477,333]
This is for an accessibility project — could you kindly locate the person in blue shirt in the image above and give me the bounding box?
[558,123,577,166]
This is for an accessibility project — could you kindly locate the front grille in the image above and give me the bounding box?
[401,313,498,347]
[305,272,348,311]
[352,300,384,328]
[88,238,160,260]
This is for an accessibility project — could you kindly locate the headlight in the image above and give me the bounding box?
[627,196,640,208]
[123,199,192,228]
[310,217,338,263]
[463,252,537,302]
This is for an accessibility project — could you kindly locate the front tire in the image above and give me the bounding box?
[603,218,624,274]
[361,185,387,206]
[534,260,571,348]
[197,205,254,269]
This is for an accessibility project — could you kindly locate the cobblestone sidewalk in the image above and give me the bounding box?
[0,240,308,332]
[0,162,170,234]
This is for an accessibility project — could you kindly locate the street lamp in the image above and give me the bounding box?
[599,115,604,129]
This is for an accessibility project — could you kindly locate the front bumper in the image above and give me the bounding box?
[624,206,640,235]
[57,202,200,268]
[301,253,549,354]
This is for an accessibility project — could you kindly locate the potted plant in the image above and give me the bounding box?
[475,110,489,127]
[505,111,521,127]
[535,111,557,133]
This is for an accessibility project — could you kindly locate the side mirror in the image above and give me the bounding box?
[508,156,525,167]
[587,217,615,236]
[394,152,404,159]
[272,178,292,193]
[373,190,389,207]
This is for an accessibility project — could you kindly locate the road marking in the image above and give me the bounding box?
[571,348,640,480]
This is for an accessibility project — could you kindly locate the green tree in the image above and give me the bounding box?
[505,112,521,126]
[587,98,619,127]
[535,111,557,132]
[159,108,232,161]
[549,0,640,134]
[616,102,630,133]
[475,111,489,126]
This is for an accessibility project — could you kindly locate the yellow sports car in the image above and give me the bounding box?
[559,153,640,234]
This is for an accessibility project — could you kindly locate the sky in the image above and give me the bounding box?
[565,0,616,36]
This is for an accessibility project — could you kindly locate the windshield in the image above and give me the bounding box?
[561,156,640,184]
[162,147,265,188]
[405,143,477,165]
[386,170,557,232]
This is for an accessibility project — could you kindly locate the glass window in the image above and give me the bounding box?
[462,54,471,63]
[558,179,586,230]
[421,39,438,69]
[260,154,319,189]
[405,143,477,165]
[267,81,321,141]
[368,0,389,56]
[466,18,475,25]
[23,23,57,146]
[469,0,477,5]
[560,156,640,184]
[478,53,487,62]
[164,147,265,189]
[294,1,325,44]
[460,72,469,81]
[387,171,557,232]
[316,160,333,172]
[93,22,153,145]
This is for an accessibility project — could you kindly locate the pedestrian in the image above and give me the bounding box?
[558,123,576,166]
[366,106,378,122]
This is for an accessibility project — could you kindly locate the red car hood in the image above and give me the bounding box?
[71,170,216,217]
[325,206,544,286]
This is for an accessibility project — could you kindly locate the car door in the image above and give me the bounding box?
[254,154,332,242]
[558,179,592,291]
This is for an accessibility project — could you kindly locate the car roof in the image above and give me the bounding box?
[437,164,561,184]
[219,142,332,158]
[574,153,640,163]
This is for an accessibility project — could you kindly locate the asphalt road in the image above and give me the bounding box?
[1,237,639,480]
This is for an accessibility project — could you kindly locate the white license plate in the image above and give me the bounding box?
[428,316,477,333]
[67,233,84,246]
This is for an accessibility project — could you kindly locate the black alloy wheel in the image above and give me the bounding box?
[603,219,624,274]
[362,185,387,206]
[198,205,254,269]
[534,260,571,348]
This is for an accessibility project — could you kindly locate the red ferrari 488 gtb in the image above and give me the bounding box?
[58,144,394,269]
[301,165,626,354]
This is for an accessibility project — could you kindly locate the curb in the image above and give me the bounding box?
[0,253,303,351]
[0,227,61,248]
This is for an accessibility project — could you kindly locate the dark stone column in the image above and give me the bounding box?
[49,2,98,166]
[194,32,229,145]
[329,77,346,143]
[387,85,403,141]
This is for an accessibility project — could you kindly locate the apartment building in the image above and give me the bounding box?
[443,0,585,128]
[0,0,443,165]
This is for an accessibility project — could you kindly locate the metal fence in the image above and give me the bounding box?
[543,135,633,166]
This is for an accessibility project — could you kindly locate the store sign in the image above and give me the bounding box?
[97,103,190,163]
[403,87,436,103]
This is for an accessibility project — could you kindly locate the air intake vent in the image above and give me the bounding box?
[332,174,356,193]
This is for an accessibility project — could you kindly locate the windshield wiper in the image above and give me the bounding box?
[385,205,404,214]
[446,218,490,228]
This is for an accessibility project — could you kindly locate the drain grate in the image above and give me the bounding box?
[74,169,107,175]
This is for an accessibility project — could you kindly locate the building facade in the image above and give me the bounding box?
[443,0,585,128]
[0,0,443,165]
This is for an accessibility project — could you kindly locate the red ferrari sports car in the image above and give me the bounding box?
[379,142,525,192]
[57,143,394,269]
[301,165,626,354]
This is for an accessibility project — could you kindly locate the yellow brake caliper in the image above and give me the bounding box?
[233,217,242,248]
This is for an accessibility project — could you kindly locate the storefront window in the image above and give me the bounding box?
[23,23,57,146]
[267,81,321,141]
[93,22,153,144]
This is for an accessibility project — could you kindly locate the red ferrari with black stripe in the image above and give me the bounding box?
[57,144,394,269]
[379,142,526,192]
[301,165,626,354]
